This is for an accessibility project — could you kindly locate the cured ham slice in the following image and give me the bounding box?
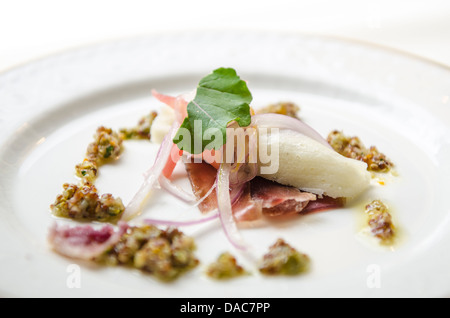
[185,161,262,222]
[48,221,128,260]
[184,162,342,222]
[302,195,345,213]
[250,176,317,217]
[184,161,218,213]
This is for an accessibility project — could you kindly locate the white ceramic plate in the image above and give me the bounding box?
[1,31,450,298]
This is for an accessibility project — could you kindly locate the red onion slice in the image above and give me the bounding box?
[251,113,331,148]
[143,211,219,227]
[158,175,197,204]
[122,123,179,221]
[151,89,194,124]
[230,182,246,205]
[216,163,248,251]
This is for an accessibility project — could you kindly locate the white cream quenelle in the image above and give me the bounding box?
[257,128,371,199]
[150,105,176,144]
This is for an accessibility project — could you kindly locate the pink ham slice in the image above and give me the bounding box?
[250,176,317,217]
[231,182,263,222]
[48,221,128,260]
[184,161,218,213]
[184,162,344,222]
[184,162,262,222]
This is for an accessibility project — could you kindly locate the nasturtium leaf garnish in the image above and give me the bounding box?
[173,67,252,154]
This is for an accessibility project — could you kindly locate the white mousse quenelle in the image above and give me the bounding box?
[258,128,371,199]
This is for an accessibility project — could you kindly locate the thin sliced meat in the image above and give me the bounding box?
[251,179,344,216]
[184,161,218,213]
[250,176,317,217]
[302,196,346,213]
[48,221,128,260]
[185,161,261,221]
[185,162,342,222]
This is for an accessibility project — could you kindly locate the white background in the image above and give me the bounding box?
[1,0,450,72]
